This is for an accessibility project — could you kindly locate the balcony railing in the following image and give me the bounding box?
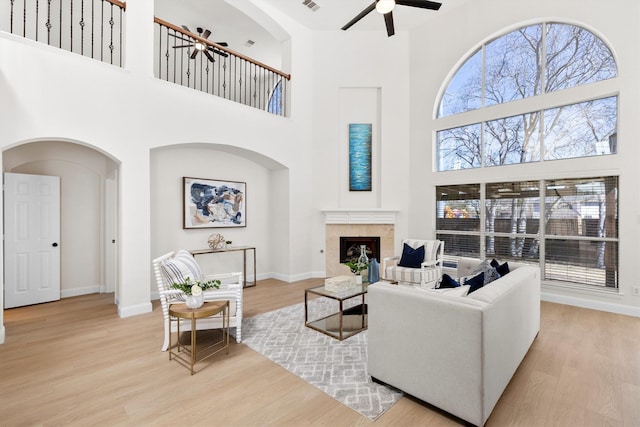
[154,18,290,117]
[2,2,291,116]
[3,0,125,66]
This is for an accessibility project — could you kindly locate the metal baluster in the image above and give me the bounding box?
[100,0,104,62]
[119,6,122,66]
[222,57,227,99]
[35,0,39,41]
[91,0,94,58]
[70,0,73,52]
[10,0,14,34]
[80,0,84,55]
[22,0,25,37]
[46,0,51,45]
[109,3,114,64]
[58,0,62,48]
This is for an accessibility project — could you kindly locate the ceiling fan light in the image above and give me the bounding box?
[194,42,206,51]
[376,0,395,14]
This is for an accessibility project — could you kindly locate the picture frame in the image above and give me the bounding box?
[183,177,246,229]
[349,123,372,191]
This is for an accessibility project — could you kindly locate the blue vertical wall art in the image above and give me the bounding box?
[349,123,372,191]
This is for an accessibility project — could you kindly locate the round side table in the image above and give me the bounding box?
[169,300,229,375]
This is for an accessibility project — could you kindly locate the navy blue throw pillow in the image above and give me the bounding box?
[398,243,425,268]
[490,259,510,276]
[465,272,485,294]
[438,274,460,288]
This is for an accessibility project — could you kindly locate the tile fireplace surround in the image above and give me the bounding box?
[323,210,396,278]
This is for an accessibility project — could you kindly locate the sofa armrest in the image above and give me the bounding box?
[367,283,486,424]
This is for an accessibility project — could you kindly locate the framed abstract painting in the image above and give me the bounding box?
[183,177,246,229]
[349,123,372,191]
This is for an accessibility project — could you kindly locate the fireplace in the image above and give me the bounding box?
[340,236,380,263]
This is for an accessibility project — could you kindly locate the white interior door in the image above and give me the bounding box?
[4,172,61,308]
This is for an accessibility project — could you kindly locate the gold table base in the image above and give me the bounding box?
[169,300,230,375]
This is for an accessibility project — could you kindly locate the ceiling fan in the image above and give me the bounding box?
[341,0,442,37]
[171,25,229,62]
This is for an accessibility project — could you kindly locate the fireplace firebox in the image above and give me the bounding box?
[339,236,381,263]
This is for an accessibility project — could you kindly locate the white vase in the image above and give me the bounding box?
[185,293,204,309]
[355,275,363,285]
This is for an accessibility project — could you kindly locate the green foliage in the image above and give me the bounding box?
[170,276,220,295]
[343,260,368,274]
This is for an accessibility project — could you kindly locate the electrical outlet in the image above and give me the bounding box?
[633,287,640,296]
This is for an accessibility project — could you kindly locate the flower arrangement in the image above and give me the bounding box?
[343,260,369,275]
[171,276,221,295]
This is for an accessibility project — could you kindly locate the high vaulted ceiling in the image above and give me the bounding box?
[154,0,468,69]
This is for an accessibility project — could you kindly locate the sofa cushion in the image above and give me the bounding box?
[398,243,425,268]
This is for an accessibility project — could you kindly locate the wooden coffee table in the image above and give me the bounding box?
[304,284,367,340]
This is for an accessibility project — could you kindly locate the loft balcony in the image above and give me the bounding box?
[2,0,290,117]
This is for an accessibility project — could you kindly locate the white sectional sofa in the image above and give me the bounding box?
[367,257,540,426]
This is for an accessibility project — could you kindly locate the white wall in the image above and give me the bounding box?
[0,0,316,328]
[310,30,414,273]
[409,0,640,316]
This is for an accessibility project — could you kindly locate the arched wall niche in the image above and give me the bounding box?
[150,142,290,290]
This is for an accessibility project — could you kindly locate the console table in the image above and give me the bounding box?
[190,246,256,288]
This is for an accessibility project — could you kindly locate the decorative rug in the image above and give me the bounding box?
[242,298,403,420]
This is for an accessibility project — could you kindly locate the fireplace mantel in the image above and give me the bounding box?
[322,209,398,225]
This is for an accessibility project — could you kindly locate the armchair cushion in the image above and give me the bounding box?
[398,243,425,268]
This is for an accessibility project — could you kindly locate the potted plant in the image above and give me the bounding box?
[171,276,221,309]
[343,260,369,284]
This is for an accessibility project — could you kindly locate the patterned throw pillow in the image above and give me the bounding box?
[490,258,510,276]
[473,259,501,285]
[160,250,202,285]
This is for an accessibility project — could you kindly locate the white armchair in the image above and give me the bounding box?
[382,239,444,288]
[153,250,243,351]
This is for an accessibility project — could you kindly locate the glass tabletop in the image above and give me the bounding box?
[306,283,368,300]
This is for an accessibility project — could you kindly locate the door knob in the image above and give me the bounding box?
[52,243,59,247]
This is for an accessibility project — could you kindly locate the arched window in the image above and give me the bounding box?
[436,22,617,171]
[434,22,619,290]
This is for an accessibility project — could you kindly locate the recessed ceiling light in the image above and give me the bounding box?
[244,39,255,47]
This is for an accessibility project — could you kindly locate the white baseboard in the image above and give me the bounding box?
[541,292,640,317]
[61,285,100,298]
[0,324,5,344]
[118,302,153,318]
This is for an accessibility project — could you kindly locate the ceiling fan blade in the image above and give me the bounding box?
[172,45,193,49]
[190,49,199,59]
[204,50,215,62]
[209,47,229,58]
[384,11,395,37]
[201,29,211,40]
[216,41,229,47]
[341,2,376,31]
[396,0,442,10]
[181,25,192,34]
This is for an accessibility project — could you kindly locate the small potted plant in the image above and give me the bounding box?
[343,260,369,284]
[171,276,221,309]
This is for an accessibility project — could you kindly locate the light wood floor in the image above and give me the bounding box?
[1,278,639,426]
